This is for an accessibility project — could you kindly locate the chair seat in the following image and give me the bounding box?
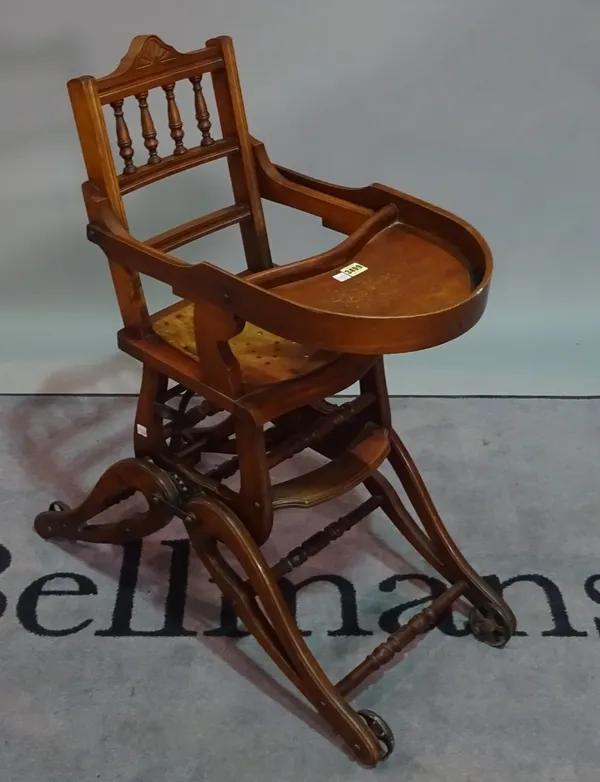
[152,301,337,386]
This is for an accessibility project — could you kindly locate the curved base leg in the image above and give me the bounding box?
[367,430,516,645]
[182,495,387,767]
[33,457,180,544]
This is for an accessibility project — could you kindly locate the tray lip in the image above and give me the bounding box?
[194,257,493,356]
[260,219,494,352]
[262,198,494,327]
[274,251,492,324]
[261,146,496,298]
[171,224,494,355]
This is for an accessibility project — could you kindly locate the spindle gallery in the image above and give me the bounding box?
[31,33,516,765]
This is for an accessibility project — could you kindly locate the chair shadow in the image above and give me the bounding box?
[8,356,465,759]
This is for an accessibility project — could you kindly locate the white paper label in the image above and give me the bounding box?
[333,262,368,281]
[136,424,147,437]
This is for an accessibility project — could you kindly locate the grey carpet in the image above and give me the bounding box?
[2,395,600,782]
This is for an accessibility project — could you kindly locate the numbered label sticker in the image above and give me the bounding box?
[332,262,368,282]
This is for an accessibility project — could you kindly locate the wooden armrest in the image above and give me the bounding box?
[252,138,491,266]
[87,216,190,288]
[251,138,372,235]
[82,186,313,344]
[85,212,347,352]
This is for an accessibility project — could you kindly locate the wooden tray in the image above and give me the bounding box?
[181,200,493,357]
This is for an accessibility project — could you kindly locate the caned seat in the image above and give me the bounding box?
[33,33,517,769]
[152,301,336,386]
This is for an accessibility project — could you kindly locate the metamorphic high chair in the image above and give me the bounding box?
[33,34,517,767]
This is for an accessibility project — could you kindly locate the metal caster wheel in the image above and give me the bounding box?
[48,500,70,513]
[358,709,395,761]
[468,603,512,648]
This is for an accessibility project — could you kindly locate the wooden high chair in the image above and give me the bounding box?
[33,34,516,767]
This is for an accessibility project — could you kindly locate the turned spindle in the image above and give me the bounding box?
[336,581,467,696]
[110,99,137,174]
[266,393,375,469]
[205,395,374,483]
[162,83,187,155]
[135,91,161,164]
[272,495,382,579]
[190,75,215,146]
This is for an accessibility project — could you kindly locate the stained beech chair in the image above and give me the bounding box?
[33,34,516,767]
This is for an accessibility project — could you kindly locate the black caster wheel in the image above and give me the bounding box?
[358,709,395,761]
[468,603,512,648]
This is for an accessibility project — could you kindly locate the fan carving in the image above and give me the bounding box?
[131,36,179,70]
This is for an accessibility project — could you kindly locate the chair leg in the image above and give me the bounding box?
[34,457,180,544]
[354,359,517,646]
[375,431,516,646]
[273,391,516,645]
[182,494,386,767]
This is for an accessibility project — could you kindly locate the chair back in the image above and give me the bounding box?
[68,34,272,328]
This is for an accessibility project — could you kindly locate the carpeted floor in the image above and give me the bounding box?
[2,395,600,782]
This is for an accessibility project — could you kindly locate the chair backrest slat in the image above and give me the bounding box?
[118,137,239,195]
